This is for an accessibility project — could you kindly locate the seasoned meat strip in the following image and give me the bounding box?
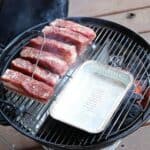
[22,79,53,102]
[51,19,96,41]
[29,36,77,64]
[42,26,90,54]
[20,47,68,76]
[11,58,59,86]
[1,69,54,102]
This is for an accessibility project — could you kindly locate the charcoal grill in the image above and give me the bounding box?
[0,17,149,150]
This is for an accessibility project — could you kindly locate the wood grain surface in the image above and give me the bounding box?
[99,7,150,33]
[69,0,150,17]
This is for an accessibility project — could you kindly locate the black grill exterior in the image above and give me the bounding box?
[0,17,149,150]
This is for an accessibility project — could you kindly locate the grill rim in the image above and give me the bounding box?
[0,17,149,150]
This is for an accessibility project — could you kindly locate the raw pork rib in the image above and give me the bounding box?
[11,58,59,86]
[42,26,90,54]
[20,47,68,76]
[51,19,96,41]
[29,36,77,64]
[1,69,54,102]
[0,19,97,102]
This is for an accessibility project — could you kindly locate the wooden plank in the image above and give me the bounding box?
[69,0,150,17]
[0,126,41,150]
[140,32,150,43]
[99,8,150,33]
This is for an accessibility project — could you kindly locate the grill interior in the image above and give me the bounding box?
[0,18,149,149]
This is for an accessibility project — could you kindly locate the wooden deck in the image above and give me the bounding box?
[69,0,150,43]
[0,1,149,149]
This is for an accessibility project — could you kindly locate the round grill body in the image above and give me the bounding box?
[0,17,149,150]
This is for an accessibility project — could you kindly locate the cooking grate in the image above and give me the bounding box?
[0,18,149,149]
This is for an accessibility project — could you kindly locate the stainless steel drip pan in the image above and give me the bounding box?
[50,60,134,133]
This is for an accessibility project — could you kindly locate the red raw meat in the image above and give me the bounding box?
[29,36,77,64]
[22,79,53,102]
[1,69,54,102]
[20,47,68,76]
[42,26,90,54]
[11,58,59,87]
[2,81,25,95]
[51,19,96,41]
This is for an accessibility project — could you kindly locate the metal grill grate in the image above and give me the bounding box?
[0,18,149,149]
